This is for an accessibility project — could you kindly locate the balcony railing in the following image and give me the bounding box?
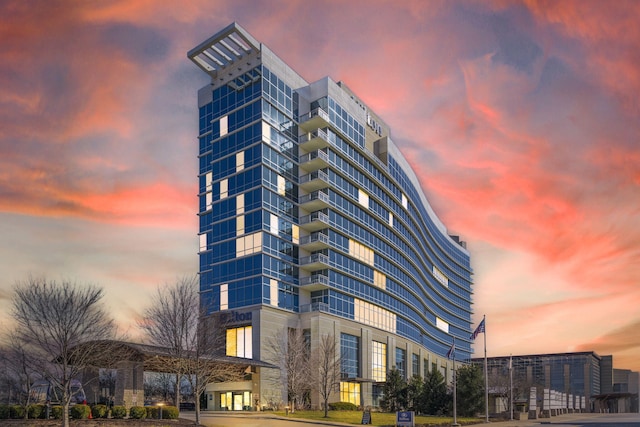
[299,302,330,313]
[299,190,330,206]
[299,253,330,268]
[299,232,329,246]
[298,108,330,131]
[298,128,330,149]
[299,169,329,191]
[299,273,329,287]
[300,210,330,225]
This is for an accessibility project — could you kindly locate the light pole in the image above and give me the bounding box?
[157,402,164,419]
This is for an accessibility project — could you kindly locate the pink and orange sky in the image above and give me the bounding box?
[1,1,639,371]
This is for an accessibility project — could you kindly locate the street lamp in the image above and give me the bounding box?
[157,402,165,420]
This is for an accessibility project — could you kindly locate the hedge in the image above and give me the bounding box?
[92,404,108,418]
[145,406,158,419]
[111,405,127,419]
[10,405,26,419]
[328,401,358,411]
[160,405,179,419]
[129,406,147,419]
[28,404,45,419]
[70,404,91,419]
[51,406,63,419]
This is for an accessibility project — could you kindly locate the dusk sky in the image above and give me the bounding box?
[1,1,638,371]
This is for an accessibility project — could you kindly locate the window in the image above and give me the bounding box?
[339,382,360,406]
[341,333,360,379]
[396,347,406,378]
[412,354,419,377]
[226,326,252,358]
[236,232,262,257]
[372,341,386,382]
[220,115,228,136]
[354,299,396,333]
[436,317,449,333]
[199,233,207,252]
[220,284,228,310]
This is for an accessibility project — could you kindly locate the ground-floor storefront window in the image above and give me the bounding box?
[339,382,360,406]
[220,391,252,411]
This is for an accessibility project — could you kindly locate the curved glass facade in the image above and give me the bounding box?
[190,23,473,409]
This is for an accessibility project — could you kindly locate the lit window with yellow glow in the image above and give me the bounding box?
[372,341,387,382]
[339,382,360,406]
[226,326,252,358]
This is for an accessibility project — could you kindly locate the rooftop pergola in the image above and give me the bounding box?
[187,22,261,77]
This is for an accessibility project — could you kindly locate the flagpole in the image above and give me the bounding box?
[483,315,488,423]
[509,354,513,421]
[452,338,458,427]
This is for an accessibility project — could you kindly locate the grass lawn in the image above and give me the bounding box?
[273,410,481,426]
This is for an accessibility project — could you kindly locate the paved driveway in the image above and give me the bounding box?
[496,412,640,427]
[182,411,352,427]
[183,411,640,427]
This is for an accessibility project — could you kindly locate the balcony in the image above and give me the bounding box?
[299,210,330,231]
[299,231,330,251]
[299,273,330,291]
[299,301,330,313]
[299,128,330,151]
[298,108,330,132]
[299,253,330,271]
[299,148,329,172]
[299,190,330,211]
[299,169,329,192]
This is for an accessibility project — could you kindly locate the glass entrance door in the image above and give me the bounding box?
[233,393,243,411]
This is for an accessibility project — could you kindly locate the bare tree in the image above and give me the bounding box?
[487,364,534,415]
[0,333,39,414]
[139,276,244,425]
[139,276,199,409]
[11,277,115,427]
[144,371,176,404]
[311,333,341,417]
[265,326,311,412]
[186,314,246,423]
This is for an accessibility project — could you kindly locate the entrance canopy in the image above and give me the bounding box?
[68,340,277,372]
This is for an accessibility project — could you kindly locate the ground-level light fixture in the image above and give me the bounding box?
[157,402,165,419]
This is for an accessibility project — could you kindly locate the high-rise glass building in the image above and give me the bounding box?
[188,23,473,410]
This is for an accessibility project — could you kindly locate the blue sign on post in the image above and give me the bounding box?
[396,411,415,427]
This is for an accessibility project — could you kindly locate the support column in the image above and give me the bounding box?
[114,360,144,409]
[80,366,101,404]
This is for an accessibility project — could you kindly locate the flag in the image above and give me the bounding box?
[447,341,455,359]
[470,318,485,341]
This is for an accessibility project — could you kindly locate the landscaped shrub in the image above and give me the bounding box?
[111,405,127,419]
[328,401,358,411]
[10,405,25,419]
[0,404,9,419]
[129,406,146,419]
[70,404,91,419]
[27,404,45,419]
[161,405,179,419]
[145,406,158,419]
[91,404,108,419]
[51,406,63,419]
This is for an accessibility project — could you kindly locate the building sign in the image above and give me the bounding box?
[396,411,414,427]
[366,112,383,136]
[220,310,252,324]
